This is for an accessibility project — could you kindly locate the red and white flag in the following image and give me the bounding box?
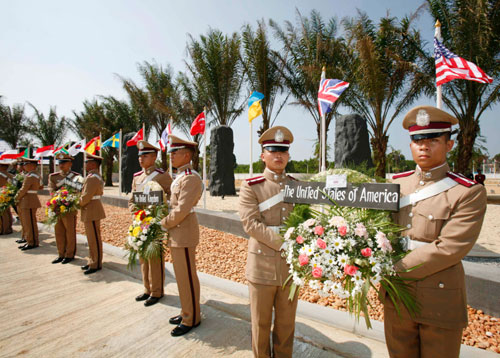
[159,123,171,152]
[34,144,54,158]
[434,37,493,86]
[190,112,205,136]
[126,128,144,147]
[0,149,24,160]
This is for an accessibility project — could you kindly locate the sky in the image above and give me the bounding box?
[1,0,498,165]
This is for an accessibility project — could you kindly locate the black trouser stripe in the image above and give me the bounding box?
[92,221,101,268]
[184,248,196,326]
[29,209,37,246]
[71,215,77,258]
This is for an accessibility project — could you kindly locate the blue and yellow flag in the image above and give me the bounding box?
[102,132,120,148]
[248,91,264,123]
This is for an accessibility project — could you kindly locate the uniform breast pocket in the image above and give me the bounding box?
[414,204,450,240]
[247,240,277,281]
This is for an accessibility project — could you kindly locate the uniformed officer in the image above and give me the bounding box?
[49,153,81,264]
[129,140,172,307]
[0,160,14,235]
[14,158,26,244]
[160,135,203,337]
[384,106,487,358]
[239,126,298,358]
[15,157,42,251]
[79,153,106,275]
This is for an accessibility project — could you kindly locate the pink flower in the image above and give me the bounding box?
[314,225,325,236]
[298,254,309,266]
[354,223,368,238]
[361,247,372,257]
[316,238,327,249]
[303,218,316,227]
[338,226,347,236]
[296,235,304,244]
[61,190,68,196]
[312,266,323,278]
[45,201,51,207]
[344,264,358,276]
[376,231,393,253]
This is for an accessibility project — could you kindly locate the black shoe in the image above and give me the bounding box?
[171,322,200,337]
[135,293,150,302]
[18,243,27,249]
[83,268,101,275]
[169,315,182,325]
[52,257,64,264]
[16,238,26,244]
[144,296,161,307]
[21,245,37,251]
[61,258,73,264]
[81,265,89,271]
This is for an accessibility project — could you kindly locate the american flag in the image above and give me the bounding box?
[434,37,493,86]
[318,79,349,117]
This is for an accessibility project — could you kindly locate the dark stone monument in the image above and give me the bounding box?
[121,132,141,194]
[334,114,373,168]
[72,151,84,175]
[209,126,236,196]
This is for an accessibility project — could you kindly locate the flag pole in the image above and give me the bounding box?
[99,132,102,176]
[83,138,87,177]
[169,117,173,177]
[435,20,443,109]
[320,66,327,172]
[203,107,207,209]
[119,129,123,196]
[249,91,253,178]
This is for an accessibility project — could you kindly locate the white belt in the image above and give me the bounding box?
[91,196,101,200]
[402,237,429,250]
[400,177,458,208]
[259,191,284,212]
[268,225,283,233]
[27,190,38,194]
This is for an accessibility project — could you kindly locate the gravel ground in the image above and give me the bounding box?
[36,195,500,354]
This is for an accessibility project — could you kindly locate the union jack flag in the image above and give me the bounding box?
[318,79,349,117]
[434,37,493,86]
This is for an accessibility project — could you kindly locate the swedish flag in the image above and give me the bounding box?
[102,132,120,148]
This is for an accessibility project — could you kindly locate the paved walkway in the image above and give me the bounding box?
[0,226,389,358]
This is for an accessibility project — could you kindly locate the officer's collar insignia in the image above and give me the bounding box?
[416,109,430,126]
[275,129,284,142]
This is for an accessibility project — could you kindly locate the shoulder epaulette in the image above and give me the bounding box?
[246,176,265,186]
[447,172,476,187]
[49,172,58,177]
[392,170,415,179]
[155,168,165,174]
[28,172,40,178]
[134,170,144,177]
[287,174,297,181]
[71,171,80,175]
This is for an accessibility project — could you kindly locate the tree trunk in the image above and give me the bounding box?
[456,119,478,174]
[104,151,114,187]
[370,132,388,179]
[192,147,200,172]
[160,151,168,170]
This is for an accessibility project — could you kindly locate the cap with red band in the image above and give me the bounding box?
[403,105,458,139]
[258,126,294,150]
[167,135,198,153]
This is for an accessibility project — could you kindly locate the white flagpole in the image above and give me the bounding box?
[99,132,102,176]
[435,20,443,109]
[249,91,253,178]
[83,138,87,177]
[119,129,122,196]
[169,118,173,177]
[320,66,326,172]
[203,107,207,209]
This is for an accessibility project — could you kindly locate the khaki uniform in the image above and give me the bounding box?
[384,163,487,358]
[79,169,106,269]
[161,163,203,326]
[239,168,298,358]
[49,171,80,259]
[12,172,25,239]
[15,171,42,247]
[0,169,13,234]
[129,166,172,298]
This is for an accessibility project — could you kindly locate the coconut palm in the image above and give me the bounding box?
[270,10,351,166]
[342,12,427,177]
[0,100,29,149]
[27,103,67,147]
[241,20,287,136]
[185,28,244,127]
[425,0,500,173]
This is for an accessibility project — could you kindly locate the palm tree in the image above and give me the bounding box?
[241,20,287,136]
[270,10,350,166]
[426,0,500,173]
[185,28,244,127]
[0,100,29,149]
[27,103,67,147]
[120,61,180,168]
[342,12,427,177]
